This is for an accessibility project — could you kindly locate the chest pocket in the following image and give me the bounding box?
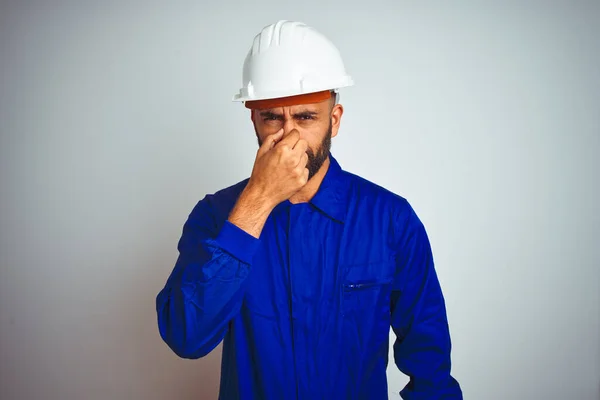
[341,260,394,316]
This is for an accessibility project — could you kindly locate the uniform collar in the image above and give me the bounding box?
[309,154,349,223]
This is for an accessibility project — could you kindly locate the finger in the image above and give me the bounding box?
[302,167,309,183]
[296,152,308,168]
[292,141,309,165]
[277,129,300,148]
[293,139,309,155]
[257,129,284,157]
[293,137,308,151]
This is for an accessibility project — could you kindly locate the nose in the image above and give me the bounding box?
[282,117,297,136]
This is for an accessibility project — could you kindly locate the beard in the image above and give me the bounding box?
[256,120,332,181]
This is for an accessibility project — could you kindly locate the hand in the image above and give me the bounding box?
[246,128,309,208]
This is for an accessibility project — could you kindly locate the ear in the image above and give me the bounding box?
[330,104,344,138]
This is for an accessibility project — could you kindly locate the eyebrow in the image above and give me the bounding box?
[259,110,319,118]
[259,111,281,118]
[294,111,318,118]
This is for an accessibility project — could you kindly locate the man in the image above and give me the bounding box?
[157,20,462,399]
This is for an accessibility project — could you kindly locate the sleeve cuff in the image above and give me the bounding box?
[214,220,260,265]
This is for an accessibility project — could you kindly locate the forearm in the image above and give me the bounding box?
[392,202,462,398]
[157,250,248,359]
[157,214,260,358]
[228,184,276,239]
[392,278,462,399]
[394,308,461,399]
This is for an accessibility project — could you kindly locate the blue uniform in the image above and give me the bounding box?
[157,155,462,399]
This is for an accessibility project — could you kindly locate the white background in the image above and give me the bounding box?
[1,1,599,399]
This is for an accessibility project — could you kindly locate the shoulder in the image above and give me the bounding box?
[342,169,412,215]
[208,178,250,204]
[188,178,250,224]
[341,169,425,242]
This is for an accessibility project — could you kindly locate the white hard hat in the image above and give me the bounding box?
[233,20,354,104]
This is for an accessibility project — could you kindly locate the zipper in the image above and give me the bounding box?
[343,278,393,291]
[287,207,299,400]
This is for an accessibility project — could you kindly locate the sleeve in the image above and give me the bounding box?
[156,196,260,359]
[390,203,462,399]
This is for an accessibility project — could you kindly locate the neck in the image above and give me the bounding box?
[289,156,331,204]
